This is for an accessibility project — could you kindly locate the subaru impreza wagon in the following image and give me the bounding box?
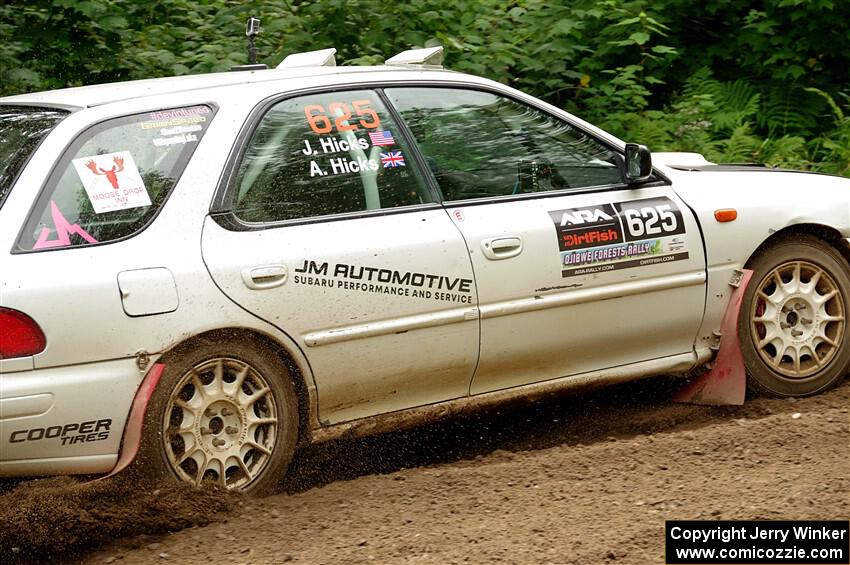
[2,47,848,493]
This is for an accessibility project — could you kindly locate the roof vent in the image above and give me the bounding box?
[385,46,444,68]
[277,48,337,69]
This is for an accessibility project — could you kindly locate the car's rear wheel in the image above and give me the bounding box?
[137,337,298,494]
[740,235,850,396]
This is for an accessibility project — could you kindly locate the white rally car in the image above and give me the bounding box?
[1,47,848,493]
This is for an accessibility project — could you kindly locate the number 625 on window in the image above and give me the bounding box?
[303,100,381,134]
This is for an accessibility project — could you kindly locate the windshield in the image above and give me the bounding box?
[0,106,69,210]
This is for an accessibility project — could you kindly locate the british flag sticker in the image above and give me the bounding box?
[380,150,405,168]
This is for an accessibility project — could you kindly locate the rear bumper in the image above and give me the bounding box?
[0,357,145,477]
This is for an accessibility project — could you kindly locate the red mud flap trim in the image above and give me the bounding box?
[94,362,165,481]
[673,269,754,406]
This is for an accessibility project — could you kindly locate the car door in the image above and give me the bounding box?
[202,89,479,425]
[385,86,707,394]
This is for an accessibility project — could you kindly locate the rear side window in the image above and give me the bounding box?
[0,106,68,211]
[230,89,433,224]
[16,105,214,251]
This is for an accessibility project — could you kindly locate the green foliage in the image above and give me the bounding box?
[1,0,848,176]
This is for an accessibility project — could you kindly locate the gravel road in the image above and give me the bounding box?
[2,376,847,565]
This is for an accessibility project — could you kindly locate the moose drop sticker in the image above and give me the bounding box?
[72,151,151,214]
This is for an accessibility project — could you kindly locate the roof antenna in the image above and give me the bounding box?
[247,17,260,64]
[231,16,269,71]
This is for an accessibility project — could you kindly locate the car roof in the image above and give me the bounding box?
[0,65,434,109]
[0,61,627,151]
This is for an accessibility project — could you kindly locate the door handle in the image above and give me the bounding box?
[241,265,288,290]
[481,236,523,260]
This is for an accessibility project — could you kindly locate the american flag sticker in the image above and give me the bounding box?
[369,130,395,146]
[380,151,405,168]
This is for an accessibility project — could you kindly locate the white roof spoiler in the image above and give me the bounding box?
[385,46,444,68]
[277,48,337,69]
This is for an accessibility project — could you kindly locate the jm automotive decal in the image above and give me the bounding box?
[293,260,474,304]
[550,197,689,278]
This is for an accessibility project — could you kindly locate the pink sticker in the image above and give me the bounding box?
[141,106,210,131]
[33,200,99,249]
[147,106,210,121]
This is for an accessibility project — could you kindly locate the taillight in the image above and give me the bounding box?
[0,307,47,359]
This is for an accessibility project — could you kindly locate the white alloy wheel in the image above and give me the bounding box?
[164,357,278,489]
[750,260,845,377]
[137,338,298,494]
[740,235,850,397]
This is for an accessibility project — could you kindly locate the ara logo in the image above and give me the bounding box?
[558,207,615,226]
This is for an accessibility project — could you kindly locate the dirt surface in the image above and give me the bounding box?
[2,376,848,565]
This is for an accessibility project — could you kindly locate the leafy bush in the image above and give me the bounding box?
[1,0,847,175]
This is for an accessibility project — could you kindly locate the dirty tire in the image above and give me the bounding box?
[740,234,850,397]
[135,337,298,494]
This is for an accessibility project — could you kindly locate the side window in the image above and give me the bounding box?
[0,106,68,211]
[384,88,625,201]
[231,89,433,223]
[17,105,214,251]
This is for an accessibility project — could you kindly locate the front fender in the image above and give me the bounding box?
[661,164,850,355]
[667,167,850,267]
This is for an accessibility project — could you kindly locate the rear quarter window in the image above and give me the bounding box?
[15,105,214,252]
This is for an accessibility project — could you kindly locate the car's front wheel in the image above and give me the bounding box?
[740,234,850,397]
[137,337,298,494]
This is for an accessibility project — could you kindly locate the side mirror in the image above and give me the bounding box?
[624,143,652,183]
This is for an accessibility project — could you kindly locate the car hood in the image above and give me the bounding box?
[652,152,715,169]
[654,151,848,178]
